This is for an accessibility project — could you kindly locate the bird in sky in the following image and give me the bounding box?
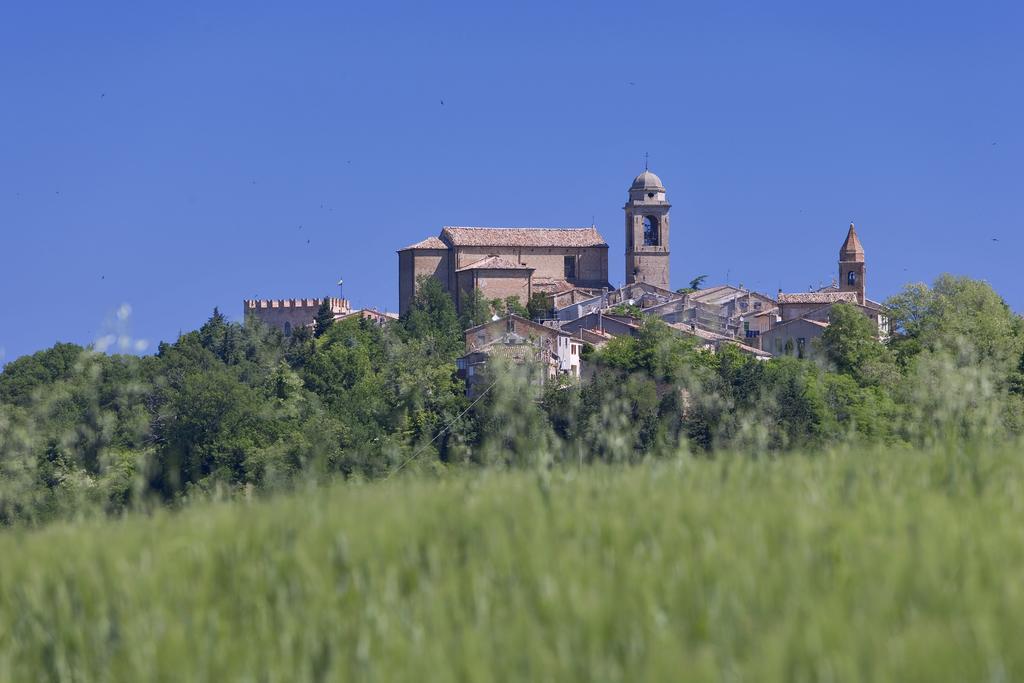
[100,93,106,99]
[440,99,444,105]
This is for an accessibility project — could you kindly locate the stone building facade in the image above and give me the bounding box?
[398,226,611,314]
[456,314,582,397]
[624,170,671,290]
[243,298,350,336]
[762,223,888,356]
[243,298,397,336]
[397,170,678,314]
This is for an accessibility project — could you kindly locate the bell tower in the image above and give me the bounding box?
[839,222,866,304]
[624,169,671,290]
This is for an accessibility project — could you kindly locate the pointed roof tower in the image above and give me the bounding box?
[839,222,865,262]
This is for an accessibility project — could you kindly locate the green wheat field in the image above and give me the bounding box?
[2,444,1024,682]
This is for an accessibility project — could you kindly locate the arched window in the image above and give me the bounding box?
[847,270,858,286]
[284,321,292,337]
[643,216,660,246]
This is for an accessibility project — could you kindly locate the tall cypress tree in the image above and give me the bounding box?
[314,298,335,338]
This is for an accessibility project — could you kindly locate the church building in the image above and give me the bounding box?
[761,223,888,358]
[398,170,674,314]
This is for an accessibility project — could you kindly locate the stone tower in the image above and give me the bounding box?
[839,222,866,304]
[624,170,671,290]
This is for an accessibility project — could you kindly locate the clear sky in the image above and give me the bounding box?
[1,1,1021,365]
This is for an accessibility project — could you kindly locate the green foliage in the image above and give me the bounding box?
[6,446,1024,680]
[458,287,492,330]
[400,276,462,357]
[887,274,1024,370]
[489,296,528,318]
[817,302,898,387]
[676,274,708,294]
[313,298,334,338]
[0,343,86,406]
[526,292,553,320]
[3,275,1024,526]
[609,303,643,318]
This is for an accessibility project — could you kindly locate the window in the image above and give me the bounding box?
[564,255,576,279]
[642,216,660,246]
[754,302,763,311]
[283,321,292,337]
[739,301,748,311]
[848,270,858,286]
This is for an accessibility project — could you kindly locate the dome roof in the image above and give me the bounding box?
[630,170,664,191]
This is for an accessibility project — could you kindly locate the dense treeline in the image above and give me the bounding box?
[1,274,1022,523]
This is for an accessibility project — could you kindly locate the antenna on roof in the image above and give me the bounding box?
[644,152,649,170]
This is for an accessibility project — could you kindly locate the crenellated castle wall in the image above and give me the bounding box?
[244,298,351,336]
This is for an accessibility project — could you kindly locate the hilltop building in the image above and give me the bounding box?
[398,227,612,315]
[760,224,888,358]
[625,170,671,290]
[398,170,677,314]
[243,297,396,336]
[456,315,582,397]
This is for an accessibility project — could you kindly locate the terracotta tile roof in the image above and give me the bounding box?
[455,255,535,272]
[777,291,859,305]
[668,322,732,342]
[686,285,776,307]
[669,323,773,358]
[463,314,569,339]
[398,236,447,251]
[531,277,575,294]
[441,226,607,248]
[863,298,886,311]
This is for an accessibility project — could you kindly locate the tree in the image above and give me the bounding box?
[399,276,463,359]
[677,274,708,295]
[0,343,85,406]
[314,298,335,338]
[503,296,529,318]
[817,303,897,387]
[526,292,553,320]
[886,275,1024,370]
[459,288,492,330]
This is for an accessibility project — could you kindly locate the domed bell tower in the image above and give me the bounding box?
[624,170,671,290]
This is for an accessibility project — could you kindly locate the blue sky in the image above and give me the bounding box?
[1,1,1021,364]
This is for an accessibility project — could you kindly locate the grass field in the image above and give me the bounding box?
[2,444,1024,681]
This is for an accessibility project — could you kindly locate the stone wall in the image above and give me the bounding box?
[760,318,827,358]
[454,246,608,286]
[398,248,450,314]
[244,298,350,335]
